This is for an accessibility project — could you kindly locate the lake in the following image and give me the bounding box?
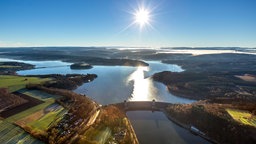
[13,59,195,105]
[0,58,206,143]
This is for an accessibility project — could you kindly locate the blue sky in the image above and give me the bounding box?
[0,0,255,47]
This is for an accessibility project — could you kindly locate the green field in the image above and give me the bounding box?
[26,105,67,133]
[0,75,50,92]
[79,125,112,144]
[0,75,69,143]
[4,88,63,123]
[19,89,62,101]
[6,98,55,123]
[0,120,44,144]
[4,92,67,140]
[226,108,256,127]
[7,89,67,135]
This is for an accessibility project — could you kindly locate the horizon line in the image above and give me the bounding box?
[0,46,255,49]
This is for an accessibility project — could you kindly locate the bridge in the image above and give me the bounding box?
[107,100,171,111]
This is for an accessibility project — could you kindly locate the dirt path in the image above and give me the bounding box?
[86,110,100,127]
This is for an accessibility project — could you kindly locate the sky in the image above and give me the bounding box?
[0,0,256,48]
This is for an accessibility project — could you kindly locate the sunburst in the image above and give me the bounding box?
[119,2,156,34]
[134,7,151,29]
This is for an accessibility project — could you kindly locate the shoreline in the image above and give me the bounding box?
[162,109,218,144]
[114,101,218,144]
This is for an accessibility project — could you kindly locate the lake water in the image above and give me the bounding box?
[127,111,210,144]
[0,58,206,143]
[11,58,195,105]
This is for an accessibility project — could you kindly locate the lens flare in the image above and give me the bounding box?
[119,2,156,33]
[134,7,150,28]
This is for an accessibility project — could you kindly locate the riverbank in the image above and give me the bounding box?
[152,53,256,101]
[165,100,256,144]
[152,71,256,100]
[111,101,216,143]
[126,110,212,144]
[32,74,97,90]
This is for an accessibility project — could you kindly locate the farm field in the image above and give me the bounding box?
[9,89,67,136]
[5,98,55,123]
[226,108,256,127]
[1,85,64,123]
[0,120,44,144]
[0,86,67,143]
[16,103,67,135]
[0,75,50,92]
[1,88,62,119]
[29,106,66,131]
[19,89,62,101]
[0,92,44,118]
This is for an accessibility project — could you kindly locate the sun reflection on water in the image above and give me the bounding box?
[128,66,156,101]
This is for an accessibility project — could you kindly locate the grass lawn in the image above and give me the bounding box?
[0,75,50,92]
[226,108,256,127]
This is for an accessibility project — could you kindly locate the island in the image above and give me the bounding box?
[70,62,93,69]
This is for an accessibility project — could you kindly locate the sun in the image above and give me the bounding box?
[134,8,150,28]
[121,2,155,33]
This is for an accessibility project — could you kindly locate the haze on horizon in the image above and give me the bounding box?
[0,0,256,48]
